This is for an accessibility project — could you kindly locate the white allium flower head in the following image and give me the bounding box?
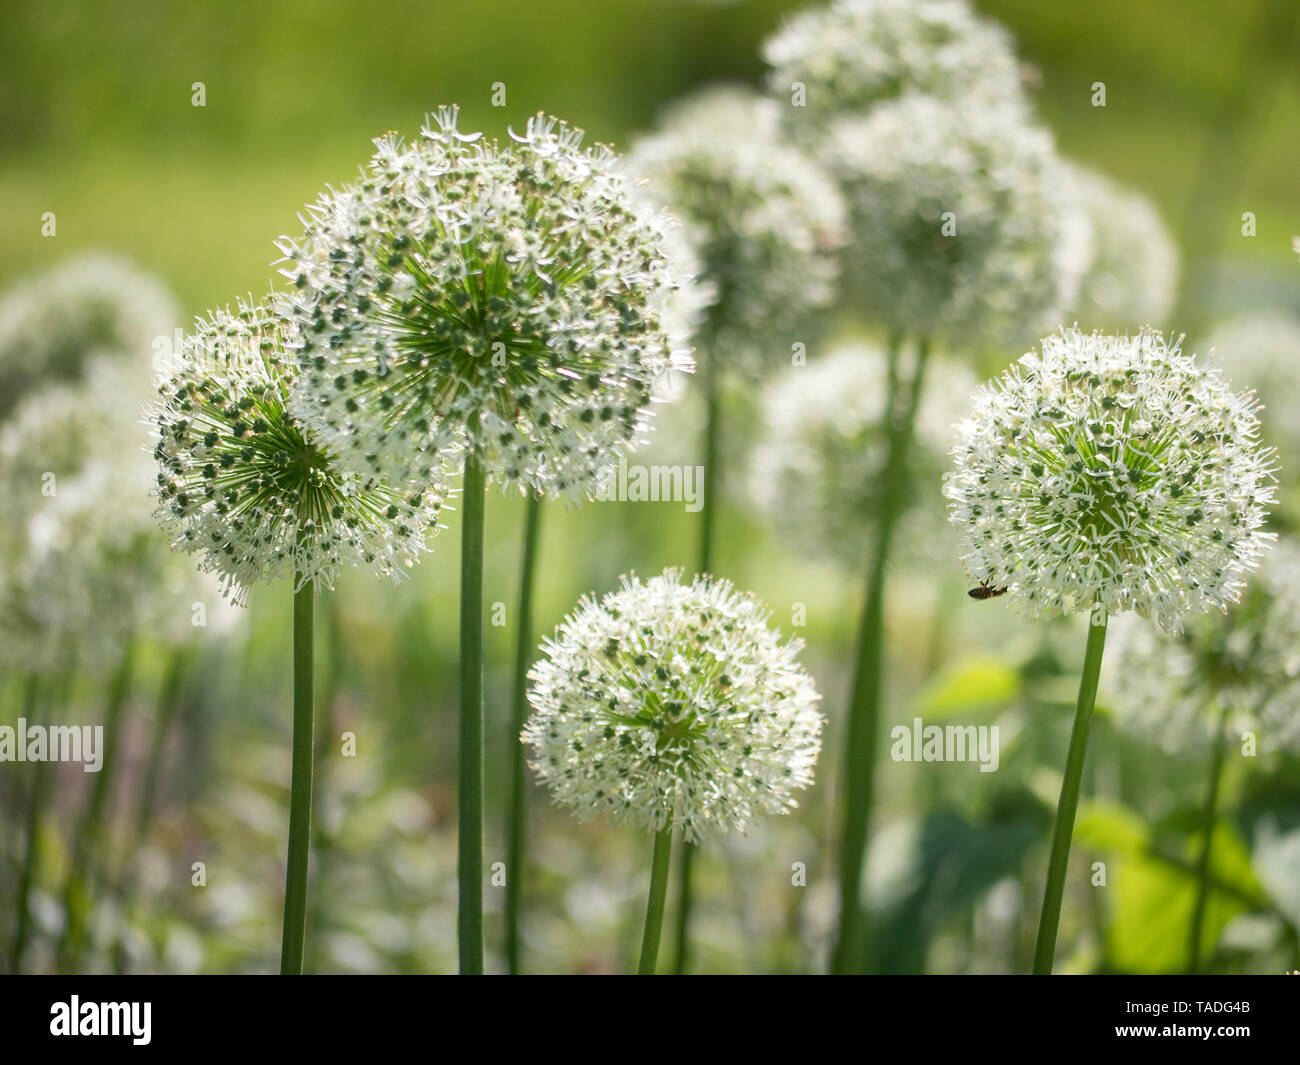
[627,84,845,373]
[1204,313,1300,490]
[0,363,230,674]
[277,107,698,502]
[1110,538,1300,756]
[522,569,823,843]
[0,355,148,535]
[823,94,1082,345]
[763,0,1028,142]
[751,340,975,564]
[944,328,1276,634]
[1064,164,1179,329]
[0,252,179,419]
[151,297,448,605]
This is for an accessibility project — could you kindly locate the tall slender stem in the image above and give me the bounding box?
[306,593,343,974]
[1032,612,1109,975]
[280,577,315,975]
[1188,700,1231,973]
[57,641,135,972]
[831,331,927,974]
[505,493,542,975]
[638,827,674,975]
[672,349,721,975]
[459,453,487,974]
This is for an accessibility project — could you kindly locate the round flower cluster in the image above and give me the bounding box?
[0,252,178,419]
[0,359,221,675]
[24,464,216,669]
[1065,164,1179,330]
[1111,538,1300,756]
[277,107,697,502]
[944,328,1276,634]
[763,0,1027,143]
[152,298,447,605]
[751,340,974,565]
[627,85,845,372]
[0,356,148,549]
[822,94,1082,344]
[522,570,823,842]
[1205,313,1300,494]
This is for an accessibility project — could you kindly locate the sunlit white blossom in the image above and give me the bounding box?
[523,569,823,843]
[944,328,1276,634]
[151,297,447,605]
[277,107,697,502]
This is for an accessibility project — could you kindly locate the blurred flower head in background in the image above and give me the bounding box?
[1204,313,1300,509]
[1111,537,1300,756]
[523,569,823,843]
[0,274,226,676]
[151,297,448,605]
[628,84,845,376]
[279,107,698,502]
[0,252,178,420]
[1064,163,1179,330]
[763,0,1028,142]
[822,95,1084,345]
[751,340,974,566]
[945,328,1276,633]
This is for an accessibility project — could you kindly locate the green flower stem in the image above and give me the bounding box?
[638,827,674,975]
[306,593,344,975]
[1188,700,1232,973]
[57,640,135,972]
[280,576,315,975]
[672,348,721,975]
[459,452,487,975]
[831,330,927,975]
[10,672,45,972]
[505,492,543,975]
[1032,611,1109,975]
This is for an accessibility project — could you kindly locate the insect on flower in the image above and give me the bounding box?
[967,580,1008,600]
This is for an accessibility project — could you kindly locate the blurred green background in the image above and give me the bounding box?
[2,0,1298,312]
[1,0,1298,974]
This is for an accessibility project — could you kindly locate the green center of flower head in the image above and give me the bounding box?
[163,370,349,529]
[154,302,439,583]
[278,109,693,501]
[1021,364,1188,566]
[595,629,733,756]
[288,112,665,439]
[367,239,594,422]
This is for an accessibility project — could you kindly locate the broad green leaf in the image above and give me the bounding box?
[914,656,1021,720]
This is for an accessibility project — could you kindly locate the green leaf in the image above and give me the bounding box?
[1075,800,1151,857]
[914,655,1021,720]
[1077,799,1261,972]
